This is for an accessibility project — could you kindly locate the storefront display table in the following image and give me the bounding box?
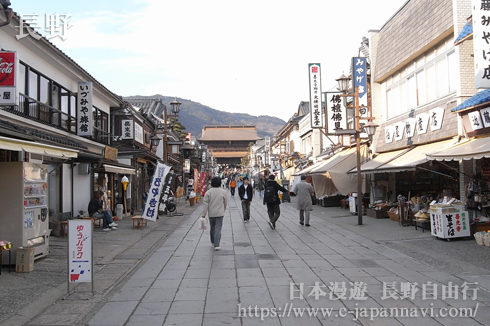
[471,222,490,235]
[413,219,430,232]
[132,217,147,228]
[0,248,11,274]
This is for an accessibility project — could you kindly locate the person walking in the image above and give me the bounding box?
[238,177,253,222]
[201,177,228,251]
[257,178,265,198]
[229,178,236,197]
[263,174,288,230]
[295,175,315,226]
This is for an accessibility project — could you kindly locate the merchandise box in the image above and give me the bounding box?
[16,246,34,273]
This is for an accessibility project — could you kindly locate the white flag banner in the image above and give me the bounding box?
[141,162,171,222]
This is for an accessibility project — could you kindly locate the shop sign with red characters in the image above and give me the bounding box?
[0,51,17,105]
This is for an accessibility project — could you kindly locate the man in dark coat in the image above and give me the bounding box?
[263,174,288,230]
[238,177,254,222]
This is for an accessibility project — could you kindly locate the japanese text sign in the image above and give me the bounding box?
[134,123,144,144]
[325,92,347,135]
[473,0,490,88]
[121,120,134,139]
[77,82,93,136]
[158,173,175,214]
[352,57,369,117]
[142,162,170,222]
[68,219,92,283]
[308,63,324,129]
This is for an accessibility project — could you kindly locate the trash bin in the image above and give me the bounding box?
[116,204,124,219]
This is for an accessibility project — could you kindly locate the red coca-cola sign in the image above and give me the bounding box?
[0,52,15,87]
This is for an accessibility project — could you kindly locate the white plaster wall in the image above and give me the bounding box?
[62,164,72,214]
[72,164,91,216]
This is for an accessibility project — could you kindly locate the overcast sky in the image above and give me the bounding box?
[12,0,408,121]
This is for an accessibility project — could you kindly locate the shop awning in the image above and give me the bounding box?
[0,136,78,158]
[293,160,325,176]
[427,136,490,161]
[310,147,358,174]
[103,164,135,175]
[367,138,456,173]
[348,148,411,174]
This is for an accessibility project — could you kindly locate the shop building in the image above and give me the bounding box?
[364,0,471,205]
[0,11,134,258]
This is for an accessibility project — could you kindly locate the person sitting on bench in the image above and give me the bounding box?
[88,191,118,232]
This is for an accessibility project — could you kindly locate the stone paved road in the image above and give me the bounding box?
[86,193,490,326]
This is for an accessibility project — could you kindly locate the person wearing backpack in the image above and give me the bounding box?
[263,174,289,230]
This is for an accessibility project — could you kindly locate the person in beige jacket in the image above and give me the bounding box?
[201,177,228,250]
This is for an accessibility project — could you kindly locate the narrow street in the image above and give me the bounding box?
[70,193,490,326]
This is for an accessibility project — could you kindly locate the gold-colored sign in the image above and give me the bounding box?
[104,146,118,161]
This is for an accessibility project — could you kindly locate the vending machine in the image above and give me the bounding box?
[0,162,50,264]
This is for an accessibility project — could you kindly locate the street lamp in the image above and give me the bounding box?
[150,98,182,163]
[334,73,377,225]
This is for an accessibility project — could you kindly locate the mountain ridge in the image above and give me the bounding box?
[125,94,286,139]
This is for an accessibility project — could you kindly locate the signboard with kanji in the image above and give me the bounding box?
[68,219,92,283]
[142,162,170,222]
[121,119,133,139]
[308,63,323,129]
[77,82,93,136]
[473,0,490,88]
[325,92,347,135]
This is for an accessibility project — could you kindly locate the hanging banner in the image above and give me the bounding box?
[325,92,347,135]
[159,173,176,213]
[77,82,93,136]
[0,51,17,105]
[68,219,92,283]
[308,63,324,128]
[429,107,445,131]
[142,162,171,221]
[194,169,199,195]
[200,172,207,197]
[473,0,490,88]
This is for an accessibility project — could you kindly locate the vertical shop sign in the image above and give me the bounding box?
[415,113,429,135]
[158,173,175,213]
[121,120,133,139]
[142,162,170,222]
[468,111,484,130]
[473,0,490,88]
[308,63,323,128]
[134,123,143,144]
[480,107,490,127]
[405,118,416,138]
[429,107,445,131]
[325,92,347,135]
[393,122,405,141]
[0,51,17,105]
[200,172,207,197]
[184,158,190,173]
[77,82,93,136]
[352,57,369,118]
[68,219,92,283]
[384,125,394,144]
